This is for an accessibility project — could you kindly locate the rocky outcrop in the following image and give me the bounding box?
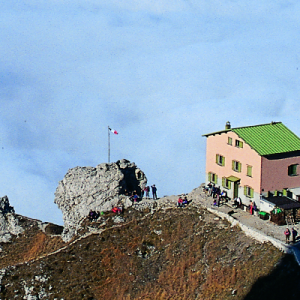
[0,196,24,243]
[54,159,147,241]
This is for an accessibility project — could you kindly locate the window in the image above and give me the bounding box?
[288,164,298,176]
[232,160,242,172]
[244,186,254,198]
[235,139,243,148]
[216,154,225,166]
[228,137,232,145]
[208,172,218,184]
[222,177,231,189]
[247,165,252,177]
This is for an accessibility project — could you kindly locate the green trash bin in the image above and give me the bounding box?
[259,211,269,220]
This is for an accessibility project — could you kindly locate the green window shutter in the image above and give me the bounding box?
[250,188,254,198]
[293,164,297,175]
[240,141,243,148]
[222,156,225,166]
[238,162,242,172]
[215,174,218,184]
[244,186,247,195]
[208,172,211,181]
[247,166,252,176]
[228,180,231,189]
[222,177,225,187]
[274,190,277,196]
[283,189,287,196]
[232,160,235,171]
[216,155,219,164]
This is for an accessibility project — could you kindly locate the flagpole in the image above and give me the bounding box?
[108,126,110,163]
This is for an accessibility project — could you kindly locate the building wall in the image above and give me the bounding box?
[261,155,300,191]
[205,131,262,191]
[205,131,264,207]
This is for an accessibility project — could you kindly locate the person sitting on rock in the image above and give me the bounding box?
[117,203,124,214]
[177,197,184,208]
[183,196,188,206]
[88,210,98,221]
[112,207,119,214]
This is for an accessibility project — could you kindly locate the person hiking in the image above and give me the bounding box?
[284,228,291,244]
[151,184,157,200]
[145,186,150,198]
[292,228,298,243]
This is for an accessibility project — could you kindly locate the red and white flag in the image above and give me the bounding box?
[109,127,118,135]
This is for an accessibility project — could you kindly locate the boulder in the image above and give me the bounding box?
[54,159,147,241]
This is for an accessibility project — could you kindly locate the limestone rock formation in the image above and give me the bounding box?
[54,159,147,241]
[0,195,24,243]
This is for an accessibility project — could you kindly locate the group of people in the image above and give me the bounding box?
[142,184,157,200]
[125,184,158,202]
[88,210,100,221]
[111,203,123,215]
[249,200,257,215]
[284,227,298,244]
[177,196,189,208]
[205,183,228,207]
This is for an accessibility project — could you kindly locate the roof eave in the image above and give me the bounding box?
[202,129,231,137]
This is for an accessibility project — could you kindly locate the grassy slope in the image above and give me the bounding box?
[0,207,299,300]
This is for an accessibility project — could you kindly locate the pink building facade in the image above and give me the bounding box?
[203,122,300,209]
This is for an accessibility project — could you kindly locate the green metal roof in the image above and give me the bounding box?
[231,122,300,156]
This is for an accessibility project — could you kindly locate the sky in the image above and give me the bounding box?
[1,0,300,225]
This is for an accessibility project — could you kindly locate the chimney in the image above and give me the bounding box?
[225,121,231,129]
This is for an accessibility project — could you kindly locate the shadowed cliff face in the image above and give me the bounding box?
[54,159,147,242]
[1,204,298,300]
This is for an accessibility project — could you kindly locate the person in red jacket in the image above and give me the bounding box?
[284,228,291,244]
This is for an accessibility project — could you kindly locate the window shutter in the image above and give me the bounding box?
[238,162,242,172]
[222,177,225,187]
[240,141,243,148]
[228,180,231,189]
[244,186,247,196]
[232,160,235,171]
[293,164,297,174]
[215,174,218,184]
[208,172,211,181]
[250,188,254,198]
[283,189,287,196]
[222,156,225,166]
[274,190,277,196]
[216,155,219,164]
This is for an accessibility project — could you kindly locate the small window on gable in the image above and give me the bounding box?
[288,164,298,176]
[232,160,242,172]
[228,137,232,145]
[216,154,225,166]
[247,165,252,177]
[235,139,243,148]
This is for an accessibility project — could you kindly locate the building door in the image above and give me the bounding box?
[234,182,239,198]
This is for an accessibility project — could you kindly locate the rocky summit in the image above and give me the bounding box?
[54,159,147,241]
[0,196,23,244]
